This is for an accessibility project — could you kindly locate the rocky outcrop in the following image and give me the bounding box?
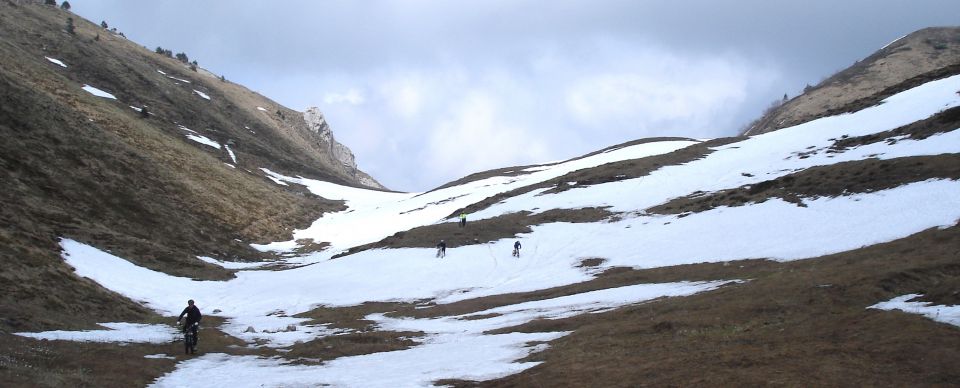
[304,107,356,170]
[302,107,385,190]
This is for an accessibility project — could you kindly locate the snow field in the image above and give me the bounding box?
[16,322,179,344]
[469,74,960,220]
[254,140,698,256]
[150,332,567,388]
[152,281,733,387]
[22,73,960,386]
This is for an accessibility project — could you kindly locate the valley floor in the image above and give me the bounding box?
[5,61,960,388]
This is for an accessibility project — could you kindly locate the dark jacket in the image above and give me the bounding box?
[178,305,202,325]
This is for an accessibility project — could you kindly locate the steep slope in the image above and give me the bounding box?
[745,27,960,135]
[0,2,380,332]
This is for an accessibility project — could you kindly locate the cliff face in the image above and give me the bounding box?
[303,107,385,190]
[745,27,960,136]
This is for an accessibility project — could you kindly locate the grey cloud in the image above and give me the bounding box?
[73,0,960,191]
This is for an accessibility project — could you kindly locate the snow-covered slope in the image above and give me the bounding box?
[17,74,960,387]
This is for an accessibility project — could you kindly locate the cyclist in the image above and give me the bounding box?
[177,299,202,353]
[436,240,447,258]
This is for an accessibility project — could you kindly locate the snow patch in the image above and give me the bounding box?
[869,294,960,327]
[45,56,67,67]
[145,354,177,360]
[193,90,211,100]
[16,322,178,344]
[225,145,237,164]
[82,84,116,100]
[197,256,265,270]
[185,133,221,149]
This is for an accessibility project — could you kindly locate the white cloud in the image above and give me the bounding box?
[323,88,365,105]
[72,1,959,192]
[424,92,550,181]
[564,52,760,137]
[380,76,425,118]
[303,43,776,191]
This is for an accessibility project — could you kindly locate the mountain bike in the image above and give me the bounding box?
[180,321,199,354]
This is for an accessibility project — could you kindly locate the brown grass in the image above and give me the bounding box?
[447,138,741,219]
[831,106,960,150]
[0,1,347,332]
[650,154,960,215]
[745,27,960,135]
[0,315,248,387]
[334,208,613,258]
[284,331,424,364]
[442,223,960,387]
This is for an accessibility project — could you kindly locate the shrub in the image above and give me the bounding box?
[60,1,70,10]
[65,17,75,35]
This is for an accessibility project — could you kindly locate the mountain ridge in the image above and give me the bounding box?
[745,26,960,136]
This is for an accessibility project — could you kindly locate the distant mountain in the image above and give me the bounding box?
[745,27,960,135]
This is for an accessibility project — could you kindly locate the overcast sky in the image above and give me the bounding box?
[73,0,960,192]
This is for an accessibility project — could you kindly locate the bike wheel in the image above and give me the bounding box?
[184,332,191,354]
[192,330,198,353]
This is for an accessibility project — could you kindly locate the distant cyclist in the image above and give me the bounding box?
[513,241,521,257]
[177,299,202,353]
[436,240,447,258]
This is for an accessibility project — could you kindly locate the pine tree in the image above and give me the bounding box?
[101,21,108,29]
[65,17,75,35]
[44,0,56,6]
[60,1,70,10]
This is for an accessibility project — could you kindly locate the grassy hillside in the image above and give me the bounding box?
[745,27,960,135]
[0,2,359,332]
